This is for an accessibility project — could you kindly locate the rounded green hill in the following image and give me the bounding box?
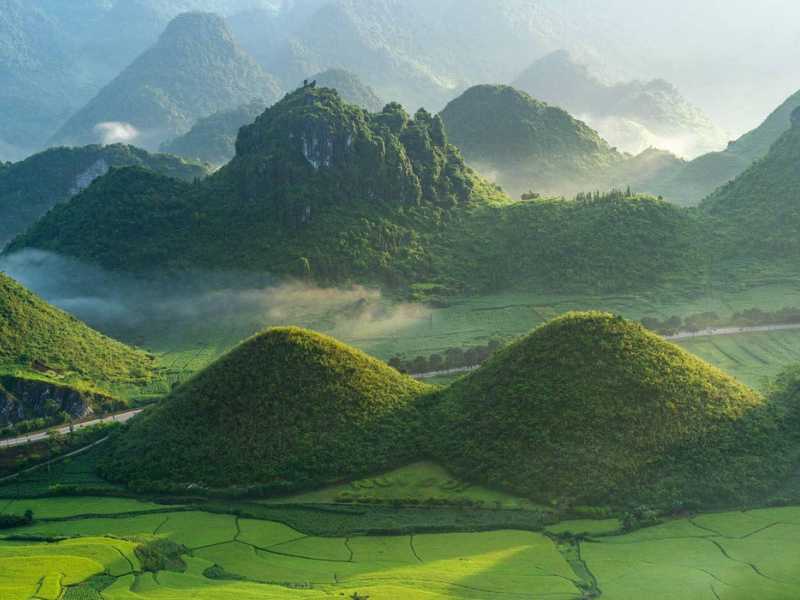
[433,312,793,507]
[100,327,432,491]
[0,272,153,385]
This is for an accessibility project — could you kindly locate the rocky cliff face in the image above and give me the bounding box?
[233,85,473,209]
[0,376,121,426]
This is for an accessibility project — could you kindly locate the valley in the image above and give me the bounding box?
[1,2,799,598]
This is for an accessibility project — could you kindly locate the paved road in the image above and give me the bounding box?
[413,322,800,379]
[665,322,800,341]
[0,409,143,449]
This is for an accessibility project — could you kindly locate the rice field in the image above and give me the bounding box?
[2,500,799,599]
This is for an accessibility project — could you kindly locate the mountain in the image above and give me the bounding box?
[306,68,384,112]
[49,12,283,150]
[160,70,382,166]
[159,101,266,165]
[9,85,484,276]
[433,312,794,507]
[99,327,430,490]
[440,85,625,197]
[0,0,80,158]
[645,88,800,205]
[0,144,210,247]
[7,86,706,295]
[701,107,800,262]
[259,0,570,112]
[160,70,383,165]
[0,272,153,385]
[513,50,727,159]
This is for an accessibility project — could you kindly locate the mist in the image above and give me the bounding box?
[94,121,141,145]
[0,250,429,351]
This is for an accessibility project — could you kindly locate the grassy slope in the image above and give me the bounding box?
[0,272,153,385]
[433,312,796,507]
[99,327,433,490]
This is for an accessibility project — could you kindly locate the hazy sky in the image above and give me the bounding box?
[555,0,800,137]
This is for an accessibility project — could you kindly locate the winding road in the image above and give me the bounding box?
[0,408,143,449]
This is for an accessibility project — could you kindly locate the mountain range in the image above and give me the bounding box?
[49,12,282,150]
[513,50,727,159]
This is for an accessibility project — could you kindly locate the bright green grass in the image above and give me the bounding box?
[156,511,238,549]
[3,504,800,599]
[236,518,305,548]
[268,461,544,510]
[0,536,139,599]
[582,509,800,599]
[545,518,621,536]
[4,511,236,550]
[195,529,581,597]
[4,496,171,519]
[7,513,171,539]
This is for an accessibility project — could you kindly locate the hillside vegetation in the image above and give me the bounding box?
[99,327,432,491]
[0,144,209,247]
[647,88,800,205]
[8,86,707,295]
[0,272,153,385]
[433,312,797,507]
[50,12,282,150]
[440,85,625,197]
[159,101,266,165]
[702,107,800,262]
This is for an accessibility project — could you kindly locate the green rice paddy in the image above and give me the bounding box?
[1,496,798,599]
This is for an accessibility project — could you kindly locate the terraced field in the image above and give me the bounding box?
[1,496,798,599]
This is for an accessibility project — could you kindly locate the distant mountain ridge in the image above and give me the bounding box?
[7,86,706,296]
[513,50,726,159]
[645,88,800,205]
[50,12,282,150]
[0,144,209,247]
[440,84,626,197]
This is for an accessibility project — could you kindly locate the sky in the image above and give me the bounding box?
[555,0,800,137]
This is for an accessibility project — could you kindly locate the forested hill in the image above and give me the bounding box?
[49,12,282,150]
[0,144,209,247]
[440,84,625,198]
[702,107,800,262]
[645,87,800,205]
[8,86,706,295]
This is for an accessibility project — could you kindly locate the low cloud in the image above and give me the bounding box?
[94,121,140,145]
[0,250,429,349]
